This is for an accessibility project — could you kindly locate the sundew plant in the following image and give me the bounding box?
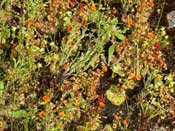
[0,0,175,131]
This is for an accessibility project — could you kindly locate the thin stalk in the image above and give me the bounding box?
[155,0,165,30]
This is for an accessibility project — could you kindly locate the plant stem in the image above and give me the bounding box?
[155,0,165,30]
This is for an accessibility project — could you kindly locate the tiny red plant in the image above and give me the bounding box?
[149,1,155,8]
[122,119,128,125]
[80,5,86,12]
[153,42,160,49]
[67,25,73,31]
[129,72,135,79]
[98,95,105,108]
[147,32,154,39]
[136,74,142,81]
[42,95,49,102]
[69,41,76,46]
[39,111,45,119]
[27,18,33,25]
[58,112,65,118]
[112,7,118,14]
[102,66,108,73]
[127,19,134,25]
[90,3,96,11]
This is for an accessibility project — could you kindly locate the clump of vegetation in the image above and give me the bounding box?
[0,0,175,130]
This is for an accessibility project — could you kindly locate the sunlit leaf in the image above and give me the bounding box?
[106,85,126,106]
[108,44,115,64]
[111,18,118,25]
[11,110,27,118]
[112,64,121,74]
[0,81,4,95]
[115,31,125,40]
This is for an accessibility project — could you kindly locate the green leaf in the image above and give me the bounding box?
[0,49,3,55]
[0,81,4,95]
[148,109,162,120]
[111,18,118,25]
[0,81,4,90]
[108,44,115,64]
[1,25,11,39]
[112,64,121,74]
[88,54,99,68]
[11,110,27,118]
[106,86,126,106]
[115,31,125,41]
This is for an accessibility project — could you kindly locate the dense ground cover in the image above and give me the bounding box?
[0,0,175,130]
